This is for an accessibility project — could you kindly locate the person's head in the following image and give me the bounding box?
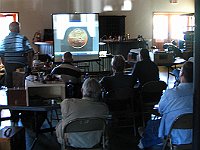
[111,55,125,73]
[140,49,150,60]
[62,52,73,63]
[179,61,193,83]
[81,78,101,98]
[9,22,20,33]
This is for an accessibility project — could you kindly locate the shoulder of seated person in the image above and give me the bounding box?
[62,98,81,102]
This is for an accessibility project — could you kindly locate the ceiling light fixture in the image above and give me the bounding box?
[170,0,178,3]
[103,5,113,11]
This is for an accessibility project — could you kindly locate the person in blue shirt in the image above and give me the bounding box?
[0,22,34,88]
[138,61,193,149]
[158,61,193,144]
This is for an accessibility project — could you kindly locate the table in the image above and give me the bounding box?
[155,57,186,83]
[0,104,60,150]
[25,79,65,106]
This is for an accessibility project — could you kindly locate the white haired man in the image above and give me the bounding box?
[56,78,109,148]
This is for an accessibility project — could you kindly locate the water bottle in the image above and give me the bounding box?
[67,80,74,98]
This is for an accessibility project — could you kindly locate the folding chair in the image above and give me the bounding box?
[62,117,107,150]
[140,80,167,126]
[162,113,193,150]
[103,87,139,136]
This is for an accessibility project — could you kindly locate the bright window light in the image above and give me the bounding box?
[153,15,168,40]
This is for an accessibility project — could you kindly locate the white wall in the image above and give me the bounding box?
[0,0,194,49]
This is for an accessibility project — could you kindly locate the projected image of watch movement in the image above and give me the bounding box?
[68,28,88,49]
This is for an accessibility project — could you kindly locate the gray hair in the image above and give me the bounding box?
[82,78,101,98]
[111,55,125,72]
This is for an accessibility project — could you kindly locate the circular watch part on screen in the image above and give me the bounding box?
[67,28,88,48]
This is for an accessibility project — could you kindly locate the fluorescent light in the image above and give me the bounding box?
[103,5,113,11]
[121,0,132,11]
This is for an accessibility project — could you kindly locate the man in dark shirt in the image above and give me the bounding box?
[132,49,159,87]
[99,55,134,94]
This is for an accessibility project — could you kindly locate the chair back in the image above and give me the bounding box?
[103,87,134,111]
[171,113,193,130]
[65,81,82,98]
[141,80,167,93]
[162,113,193,150]
[140,80,167,126]
[62,117,106,149]
[64,117,106,133]
[104,87,134,100]
[103,87,138,130]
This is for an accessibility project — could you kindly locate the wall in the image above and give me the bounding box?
[102,0,194,46]
[0,0,194,50]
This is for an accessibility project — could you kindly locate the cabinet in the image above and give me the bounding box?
[183,31,194,60]
[184,31,194,51]
[99,16,125,38]
[25,80,65,106]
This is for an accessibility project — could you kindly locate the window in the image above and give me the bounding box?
[153,13,195,50]
[0,13,19,41]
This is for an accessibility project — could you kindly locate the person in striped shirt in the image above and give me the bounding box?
[0,22,34,88]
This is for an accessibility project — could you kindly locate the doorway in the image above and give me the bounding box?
[0,12,19,41]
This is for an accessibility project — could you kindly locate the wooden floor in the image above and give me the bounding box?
[0,66,176,150]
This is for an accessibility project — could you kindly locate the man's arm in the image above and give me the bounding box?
[158,91,170,115]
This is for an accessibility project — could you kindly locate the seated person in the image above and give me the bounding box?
[51,52,81,83]
[171,57,193,87]
[131,48,159,87]
[138,61,193,149]
[163,40,182,57]
[56,78,109,148]
[99,55,134,94]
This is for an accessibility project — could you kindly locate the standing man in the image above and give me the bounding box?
[0,22,34,88]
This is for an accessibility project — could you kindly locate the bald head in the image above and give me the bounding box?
[9,22,20,33]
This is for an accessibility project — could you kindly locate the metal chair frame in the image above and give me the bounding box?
[140,80,167,126]
[162,113,193,150]
[62,117,107,150]
[103,87,140,136]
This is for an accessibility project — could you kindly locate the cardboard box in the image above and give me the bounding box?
[0,126,26,150]
[154,51,174,65]
[7,88,27,106]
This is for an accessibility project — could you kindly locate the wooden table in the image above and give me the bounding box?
[155,57,186,83]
